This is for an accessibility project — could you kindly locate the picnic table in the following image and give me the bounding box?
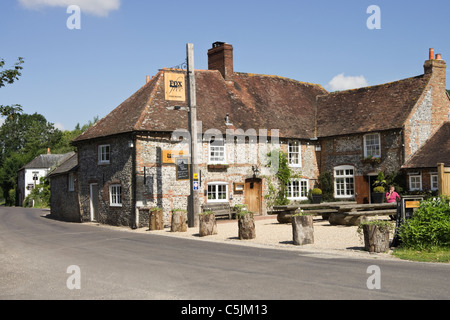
[272,202,356,223]
[272,202,397,226]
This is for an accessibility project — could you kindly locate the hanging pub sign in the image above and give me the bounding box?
[176,158,190,181]
[164,71,186,102]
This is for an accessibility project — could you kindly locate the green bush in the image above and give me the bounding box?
[318,171,334,201]
[311,188,322,195]
[373,186,385,193]
[399,197,450,250]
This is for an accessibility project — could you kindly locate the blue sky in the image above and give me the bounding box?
[1,0,450,131]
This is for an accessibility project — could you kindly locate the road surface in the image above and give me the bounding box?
[0,207,449,301]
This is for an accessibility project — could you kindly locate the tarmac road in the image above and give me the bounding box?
[0,206,449,301]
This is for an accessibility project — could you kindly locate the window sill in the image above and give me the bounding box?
[110,204,123,208]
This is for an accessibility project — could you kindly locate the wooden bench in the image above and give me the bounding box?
[202,203,236,220]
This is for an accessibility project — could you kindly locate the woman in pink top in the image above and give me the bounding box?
[386,185,401,203]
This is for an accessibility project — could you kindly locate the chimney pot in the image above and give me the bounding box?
[436,53,442,60]
[429,48,435,60]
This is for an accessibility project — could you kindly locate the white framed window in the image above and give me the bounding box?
[430,173,438,191]
[364,133,381,158]
[98,144,111,164]
[207,182,228,203]
[288,140,301,167]
[110,184,122,207]
[209,139,226,164]
[68,173,75,192]
[409,174,422,191]
[334,165,355,198]
[286,179,308,200]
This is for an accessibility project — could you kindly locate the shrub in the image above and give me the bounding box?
[399,197,450,250]
[318,171,334,201]
[373,186,385,193]
[311,188,322,195]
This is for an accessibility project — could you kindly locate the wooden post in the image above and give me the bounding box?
[238,212,256,240]
[171,210,187,232]
[199,213,217,237]
[187,43,200,228]
[149,208,164,231]
[292,215,314,245]
[363,225,390,253]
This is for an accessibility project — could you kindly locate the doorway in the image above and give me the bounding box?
[244,178,262,215]
[89,183,99,222]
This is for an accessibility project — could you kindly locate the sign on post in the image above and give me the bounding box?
[164,72,186,102]
[176,158,190,181]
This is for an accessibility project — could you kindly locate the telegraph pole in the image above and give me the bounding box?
[187,43,200,227]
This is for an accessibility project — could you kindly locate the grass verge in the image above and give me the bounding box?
[392,247,450,263]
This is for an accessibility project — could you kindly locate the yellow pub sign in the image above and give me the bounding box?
[164,72,186,102]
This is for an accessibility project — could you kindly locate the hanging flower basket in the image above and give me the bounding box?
[207,164,229,170]
[361,156,381,165]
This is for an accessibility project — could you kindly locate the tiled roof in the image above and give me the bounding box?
[73,70,327,143]
[20,152,75,170]
[402,121,450,169]
[316,74,432,137]
[48,152,78,177]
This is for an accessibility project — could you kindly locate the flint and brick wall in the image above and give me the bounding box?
[77,135,134,227]
[49,173,80,222]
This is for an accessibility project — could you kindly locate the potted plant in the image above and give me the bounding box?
[171,209,187,232]
[372,186,386,203]
[372,172,387,203]
[232,204,248,219]
[357,219,394,253]
[237,211,256,240]
[199,211,217,237]
[291,212,314,245]
[311,188,323,204]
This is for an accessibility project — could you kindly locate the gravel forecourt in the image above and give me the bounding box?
[87,215,400,261]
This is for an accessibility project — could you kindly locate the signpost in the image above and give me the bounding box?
[187,43,200,228]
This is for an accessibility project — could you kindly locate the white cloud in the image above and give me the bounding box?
[327,73,369,92]
[18,0,121,17]
[54,122,65,131]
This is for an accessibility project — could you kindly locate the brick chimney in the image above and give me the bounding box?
[424,48,446,82]
[208,42,234,80]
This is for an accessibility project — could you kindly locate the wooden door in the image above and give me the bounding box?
[355,175,370,204]
[90,183,99,222]
[244,178,262,215]
[438,164,450,196]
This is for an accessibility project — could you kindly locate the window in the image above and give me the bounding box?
[209,139,226,164]
[207,182,228,202]
[288,140,301,167]
[409,173,422,191]
[364,133,381,158]
[110,184,122,207]
[431,173,438,191]
[286,179,308,200]
[334,166,355,198]
[98,144,110,164]
[68,173,75,192]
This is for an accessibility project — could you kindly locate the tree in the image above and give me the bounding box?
[0,113,62,205]
[0,57,24,120]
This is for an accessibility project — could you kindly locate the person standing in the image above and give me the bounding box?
[386,185,401,203]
